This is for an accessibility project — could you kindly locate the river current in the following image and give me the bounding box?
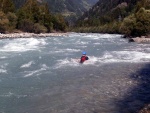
[0,33,150,113]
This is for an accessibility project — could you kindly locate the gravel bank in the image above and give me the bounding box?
[0,33,68,39]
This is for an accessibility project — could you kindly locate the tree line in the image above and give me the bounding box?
[0,0,68,33]
[74,0,150,37]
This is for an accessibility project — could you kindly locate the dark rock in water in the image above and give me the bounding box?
[122,35,133,39]
[128,38,135,42]
[122,35,128,38]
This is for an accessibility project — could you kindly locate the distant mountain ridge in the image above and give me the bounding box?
[78,0,138,21]
[12,0,98,23]
[12,0,98,17]
[44,0,98,13]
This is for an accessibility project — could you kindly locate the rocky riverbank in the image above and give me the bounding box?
[0,33,68,39]
[129,35,150,43]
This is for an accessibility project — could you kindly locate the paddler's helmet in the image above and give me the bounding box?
[82,51,86,55]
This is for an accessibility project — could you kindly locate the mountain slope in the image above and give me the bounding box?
[75,0,150,36]
[44,0,98,13]
[78,0,138,23]
[12,0,98,17]
[12,0,98,24]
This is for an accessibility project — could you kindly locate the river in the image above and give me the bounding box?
[0,33,150,113]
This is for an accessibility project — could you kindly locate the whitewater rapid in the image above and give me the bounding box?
[0,33,150,77]
[0,33,150,113]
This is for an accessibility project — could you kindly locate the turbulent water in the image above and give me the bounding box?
[0,33,150,113]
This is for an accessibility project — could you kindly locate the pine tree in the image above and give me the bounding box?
[0,0,15,13]
[0,11,9,33]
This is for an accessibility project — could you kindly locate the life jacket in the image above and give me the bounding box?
[80,56,87,63]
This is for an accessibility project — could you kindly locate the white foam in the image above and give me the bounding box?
[82,33,122,40]
[0,92,27,98]
[68,33,85,37]
[101,34,122,38]
[24,64,49,77]
[0,56,7,59]
[65,48,81,52]
[54,50,150,68]
[54,58,80,69]
[0,92,13,97]
[144,48,150,53]
[0,38,47,52]
[94,42,101,45]
[67,33,122,40]
[20,61,35,68]
[83,34,102,39]
[0,63,8,74]
[41,64,49,69]
[49,48,81,54]
[0,69,7,74]
[78,41,89,45]
[100,51,150,63]
[54,56,102,68]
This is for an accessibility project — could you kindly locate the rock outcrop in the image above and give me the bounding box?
[129,36,150,43]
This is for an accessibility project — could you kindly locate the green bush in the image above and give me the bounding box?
[16,0,67,33]
[119,14,136,36]
[33,23,47,33]
[18,19,34,32]
[135,8,150,36]
[0,11,9,33]
[118,7,150,36]
[7,12,18,31]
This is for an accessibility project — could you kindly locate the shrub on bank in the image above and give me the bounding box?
[0,0,68,33]
[7,12,18,32]
[120,8,150,36]
[33,23,47,34]
[0,11,9,33]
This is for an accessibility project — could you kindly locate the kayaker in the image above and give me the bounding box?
[80,51,89,63]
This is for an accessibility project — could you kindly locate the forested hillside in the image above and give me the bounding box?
[11,0,26,8]
[75,0,150,37]
[12,0,98,23]
[0,0,67,33]
[44,0,98,13]
[12,0,98,12]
